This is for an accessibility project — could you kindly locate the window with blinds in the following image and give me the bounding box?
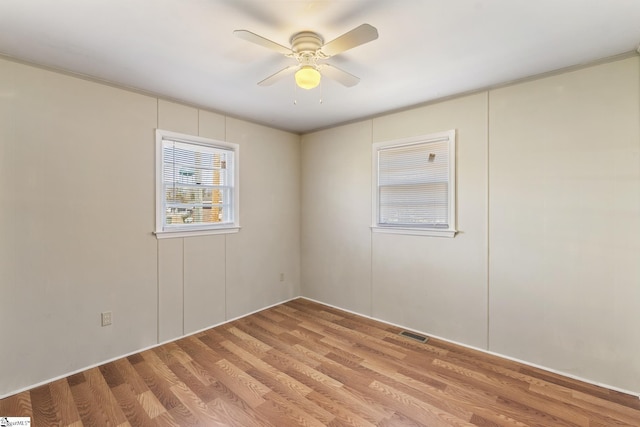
[372,130,456,237]
[155,129,239,238]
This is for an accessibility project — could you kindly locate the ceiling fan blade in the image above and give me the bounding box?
[318,64,360,87]
[234,30,292,55]
[320,24,378,57]
[258,65,299,86]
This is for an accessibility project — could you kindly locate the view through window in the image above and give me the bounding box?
[155,130,239,237]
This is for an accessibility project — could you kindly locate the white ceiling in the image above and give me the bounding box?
[1,0,640,134]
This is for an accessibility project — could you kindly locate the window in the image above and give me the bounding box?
[372,130,456,237]
[155,129,239,238]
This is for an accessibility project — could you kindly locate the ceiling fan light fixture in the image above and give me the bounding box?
[295,66,321,89]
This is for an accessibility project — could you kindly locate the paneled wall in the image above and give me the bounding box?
[301,122,373,314]
[488,58,640,390]
[301,56,640,394]
[156,102,301,342]
[0,58,301,397]
[2,53,638,397]
[371,93,489,349]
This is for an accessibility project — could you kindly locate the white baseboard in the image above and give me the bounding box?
[0,296,299,400]
[5,294,637,401]
[299,296,640,399]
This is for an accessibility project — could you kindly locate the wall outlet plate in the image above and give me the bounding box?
[101,311,112,326]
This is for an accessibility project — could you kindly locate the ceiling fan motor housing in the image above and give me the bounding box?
[290,31,324,54]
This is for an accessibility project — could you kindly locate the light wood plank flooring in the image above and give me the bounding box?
[2,298,639,426]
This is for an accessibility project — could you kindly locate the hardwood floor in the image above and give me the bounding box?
[2,298,639,426]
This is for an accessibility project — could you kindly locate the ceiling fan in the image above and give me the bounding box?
[234,24,378,90]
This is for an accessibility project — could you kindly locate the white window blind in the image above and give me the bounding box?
[155,130,239,237]
[372,130,456,237]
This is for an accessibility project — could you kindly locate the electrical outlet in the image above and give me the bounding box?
[280,273,285,282]
[101,311,112,327]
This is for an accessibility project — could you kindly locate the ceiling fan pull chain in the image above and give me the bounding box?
[293,79,298,105]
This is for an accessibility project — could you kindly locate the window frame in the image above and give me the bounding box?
[155,129,240,239]
[371,130,457,238]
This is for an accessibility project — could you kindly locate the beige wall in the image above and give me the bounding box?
[2,53,639,397]
[301,122,373,314]
[0,58,301,397]
[371,93,489,348]
[488,58,640,390]
[301,56,640,393]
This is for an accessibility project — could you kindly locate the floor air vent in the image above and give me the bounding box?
[399,330,429,343]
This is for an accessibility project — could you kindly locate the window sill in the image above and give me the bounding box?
[371,226,457,238]
[154,226,240,239]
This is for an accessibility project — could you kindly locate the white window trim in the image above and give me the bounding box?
[154,129,240,239]
[371,130,457,238]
